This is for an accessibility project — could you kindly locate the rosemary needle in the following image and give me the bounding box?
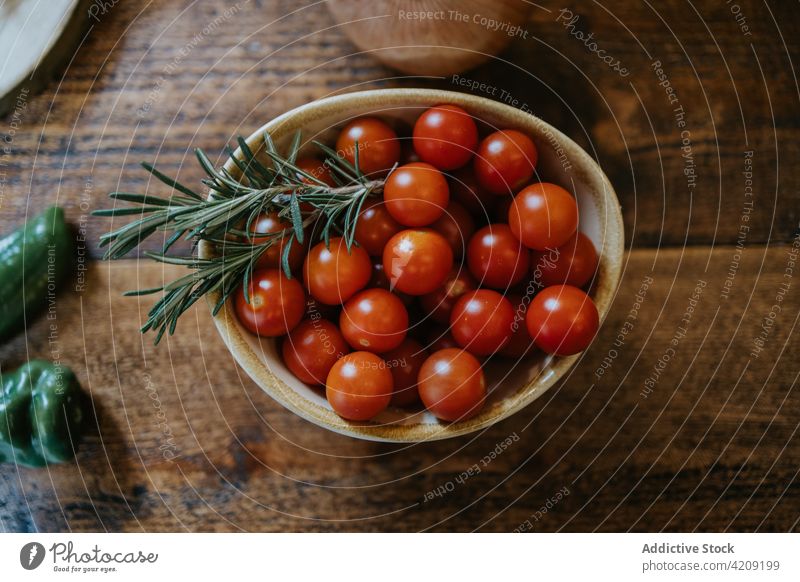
[94,132,384,344]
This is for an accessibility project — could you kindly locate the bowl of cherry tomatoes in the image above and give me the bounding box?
[202,88,624,441]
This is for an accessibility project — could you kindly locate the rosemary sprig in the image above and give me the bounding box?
[94,131,385,344]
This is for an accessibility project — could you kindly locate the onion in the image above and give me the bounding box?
[327,0,530,76]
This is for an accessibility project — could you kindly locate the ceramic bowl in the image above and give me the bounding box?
[199,88,624,442]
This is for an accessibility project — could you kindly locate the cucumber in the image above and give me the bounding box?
[0,207,73,341]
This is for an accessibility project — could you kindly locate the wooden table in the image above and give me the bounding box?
[1,0,799,532]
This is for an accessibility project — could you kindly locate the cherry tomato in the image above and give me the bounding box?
[474,129,538,195]
[335,117,400,177]
[450,289,515,356]
[418,348,486,421]
[427,328,460,352]
[249,212,307,271]
[430,201,476,258]
[326,351,393,420]
[526,285,599,356]
[399,141,422,165]
[419,267,477,324]
[412,104,478,171]
[530,232,598,288]
[354,200,402,256]
[382,338,427,407]
[383,162,449,227]
[235,269,306,337]
[382,229,453,295]
[450,168,495,218]
[492,195,514,223]
[340,288,408,353]
[282,318,350,385]
[295,157,336,187]
[303,237,371,305]
[304,296,340,321]
[500,293,534,358]
[508,182,579,250]
[467,223,530,289]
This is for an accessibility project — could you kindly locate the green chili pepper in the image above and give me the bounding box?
[0,206,73,342]
[0,360,89,467]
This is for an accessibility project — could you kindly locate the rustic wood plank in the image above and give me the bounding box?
[0,0,798,256]
[1,242,799,532]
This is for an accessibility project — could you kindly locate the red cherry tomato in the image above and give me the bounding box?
[474,129,538,195]
[412,104,478,171]
[354,200,402,256]
[326,351,393,420]
[418,348,486,421]
[295,157,336,187]
[450,168,495,218]
[399,141,422,165]
[526,285,599,356]
[427,328,460,352]
[335,117,400,177]
[383,162,449,227]
[249,212,307,271]
[467,223,530,289]
[368,261,414,307]
[235,269,306,337]
[382,338,427,407]
[340,288,409,353]
[419,267,477,324]
[530,232,598,288]
[450,289,515,356]
[282,318,350,385]
[430,201,476,258]
[509,182,579,250]
[500,293,534,358]
[492,195,514,223]
[382,229,454,295]
[304,296,340,321]
[303,237,371,305]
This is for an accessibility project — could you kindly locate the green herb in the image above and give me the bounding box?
[94,131,386,344]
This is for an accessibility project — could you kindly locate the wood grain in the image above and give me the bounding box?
[0,0,798,254]
[1,244,798,532]
[1,0,799,533]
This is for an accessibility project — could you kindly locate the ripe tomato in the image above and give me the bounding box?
[235,269,306,337]
[474,129,538,195]
[427,328,460,352]
[295,157,336,187]
[412,104,478,171]
[249,212,307,271]
[383,162,449,227]
[354,200,402,256]
[450,289,515,355]
[282,318,349,385]
[508,182,579,250]
[368,261,414,306]
[340,288,408,353]
[450,167,495,218]
[303,237,371,305]
[526,285,599,356]
[530,232,598,288]
[326,351,393,420]
[467,223,530,289]
[382,229,453,295]
[418,348,486,421]
[500,293,534,358]
[335,117,400,177]
[430,201,476,258]
[304,296,340,321]
[419,267,477,324]
[382,338,427,407]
